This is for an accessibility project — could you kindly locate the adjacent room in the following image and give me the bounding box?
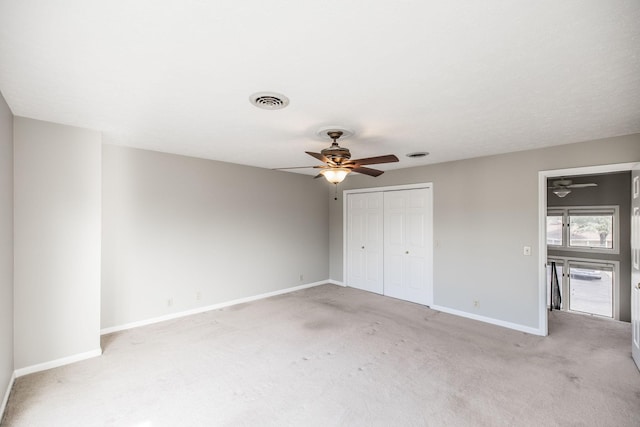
[1,1,640,426]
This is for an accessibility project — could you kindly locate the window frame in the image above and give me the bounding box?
[546,205,620,255]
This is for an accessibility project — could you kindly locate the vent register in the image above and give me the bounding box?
[249,92,290,110]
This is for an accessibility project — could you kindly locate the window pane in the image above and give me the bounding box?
[569,266,613,317]
[569,215,613,249]
[546,262,564,309]
[547,215,563,246]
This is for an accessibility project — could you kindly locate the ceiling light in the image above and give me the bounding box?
[249,92,289,110]
[320,168,351,184]
[552,188,571,197]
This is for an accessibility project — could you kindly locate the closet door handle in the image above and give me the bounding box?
[405,251,409,254]
[361,246,365,249]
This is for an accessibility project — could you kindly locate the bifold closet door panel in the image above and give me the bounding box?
[346,192,384,294]
[383,188,432,306]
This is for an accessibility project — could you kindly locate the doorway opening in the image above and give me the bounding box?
[538,162,636,335]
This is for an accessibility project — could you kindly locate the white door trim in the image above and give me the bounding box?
[343,182,433,300]
[631,162,640,370]
[538,162,636,336]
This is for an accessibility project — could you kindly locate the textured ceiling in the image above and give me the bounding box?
[1,1,639,174]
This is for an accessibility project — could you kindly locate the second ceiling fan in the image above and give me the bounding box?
[276,128,399,184]
[549,178,598,197]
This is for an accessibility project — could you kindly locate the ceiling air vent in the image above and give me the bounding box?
[249,92,290,110]
[406,152,429,158]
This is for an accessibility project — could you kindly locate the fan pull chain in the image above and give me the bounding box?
[334,183,338,201]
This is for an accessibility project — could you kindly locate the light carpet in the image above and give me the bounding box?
[2,284,639,426]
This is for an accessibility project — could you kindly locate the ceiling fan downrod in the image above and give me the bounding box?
[328,130,343,142]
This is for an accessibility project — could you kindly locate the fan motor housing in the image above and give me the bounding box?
[553,179,572,187]
[322,144,351,162]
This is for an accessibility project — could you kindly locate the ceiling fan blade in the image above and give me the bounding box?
[313,174,324,179]
[346,154,399,166]
[305,151,330,163]
[272,166,321,170]
[352,166,384,177]
[567,183,598,188]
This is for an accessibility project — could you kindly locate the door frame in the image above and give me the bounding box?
[343,182,434,302]
[538,162,636,336]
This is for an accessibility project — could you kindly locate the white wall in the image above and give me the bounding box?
[330,133,640,332]
[13,117,102,370]
[101,145,330,329]
[0,92,14,413]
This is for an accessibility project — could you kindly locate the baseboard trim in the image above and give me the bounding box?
[327,279,345,286]
[1,371,16,421]
[101,280,329,335]
[430,304,545,336]
[14,348,103,378]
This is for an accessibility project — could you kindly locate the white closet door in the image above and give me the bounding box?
[347,192,384,294]
[383,188,433,305]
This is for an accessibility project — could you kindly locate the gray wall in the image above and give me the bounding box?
[3,113,637,375]
[101,145,330,329]
[330,133,640,330]
[547,172,631,321]
[13,117,102,369]
[0,92,13,407]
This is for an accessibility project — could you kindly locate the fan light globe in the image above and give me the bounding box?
[320,168,351,184]
[553,188,571,198]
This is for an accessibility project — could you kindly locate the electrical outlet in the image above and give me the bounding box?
[473,300,479,308]
[196,292,201,301]
[167,298,173,307]
[523,246,531,256]
[299,274,304,282]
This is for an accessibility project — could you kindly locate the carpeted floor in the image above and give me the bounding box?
[2,284,639,426]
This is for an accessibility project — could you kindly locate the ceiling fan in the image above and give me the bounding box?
[275,128,399,184]
[548,179,597,197]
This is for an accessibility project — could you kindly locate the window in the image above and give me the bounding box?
[547,257,618,319]
[546,259,564,309]
[546,213,563,246]
[568,263,614,318]
[569,211,613,249]
[546,206,619,254]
